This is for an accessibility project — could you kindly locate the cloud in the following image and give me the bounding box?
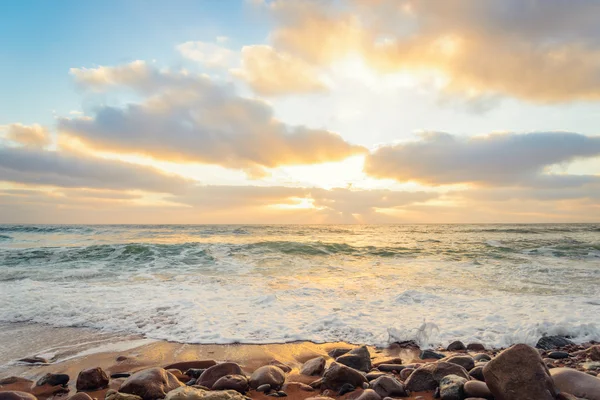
[61,62,366,176]
[364,131,600,186]
[233,45,328,96]
[2,123,52,148]
[176,41,236,68]
[262,0,600,103]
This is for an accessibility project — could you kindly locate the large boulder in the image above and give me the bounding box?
[197,363,243,389]
[165,386,247,400]
[439,374,467,400]
[369,375,407,398]
[0,393,37,400]
[550,367,600,400]
[76,367,110,391]
[535,336,575,350]
[336,346,372,372]
[404,362,469,392]
[249,366,285,390]
[119,367,184,400]
[212,375,249,393]
[483,344,558,400]
[301,357,326,376]
[320,362,368,391]
[444,355,475,371]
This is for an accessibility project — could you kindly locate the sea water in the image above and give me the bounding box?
[0,224,599,348]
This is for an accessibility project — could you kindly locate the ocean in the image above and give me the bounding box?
[0,224,599,350]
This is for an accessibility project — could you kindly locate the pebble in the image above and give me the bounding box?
[548,351,570,359]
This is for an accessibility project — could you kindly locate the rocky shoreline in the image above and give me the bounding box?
[1,336,599,400]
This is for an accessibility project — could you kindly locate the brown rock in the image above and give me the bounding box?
[77,367,110,391]
[355,389,381,400]
[404,362,469,392]
[376,364,404,373]
[373,358,403,367]
[282,382,314,392]
[36,373,69,387]
[0,392,37,400]
[444,355,475,371]
[336,346,372,372]
[105,389,143,400]
[483,344,558,400]
[197,363,243,389]
[164,361,217,371]
[164,386,247,400]
[399,368,414,380]
[249,366,285,390]
[327,348,351,358]
[119,367,184,400]
[320,362,368,391]
[67,393,93,400]
[212,375,249,393]
[447,341,467,351]
[463,381,493,399]
[268,361,292,373]
[588,345,600,361]
[467,343,486,351]
[301,357,326,376]
[369,376,407,398]
[0,377,33,385]
[550,367,600,400]
[468,366,485,381]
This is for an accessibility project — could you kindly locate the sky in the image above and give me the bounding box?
[1,0,600,224]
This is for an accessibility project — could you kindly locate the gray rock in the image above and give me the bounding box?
[420,349,445,360]
[17,356,48,364]
[468,366,485,381]
[547,351,569,359]
[197,363,243,389]
[256,384,271,393]
[472,354,491,362]
[404,362,469,392]
[369,376,408,398]
[301,357,326,376]
[337,383,355,396]
[185,369,206,379]
[535,336,575,350]
[551,367,600,400]
[328,348,352,358]
[439,374,467,400]
[321,362,368,391]
[36,373,69,387]
[447,341,466,351]
[336,346,372,372]
[250,366,285,390]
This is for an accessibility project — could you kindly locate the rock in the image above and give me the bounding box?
[444,355,475,371]
[376,364,405,373]
[165,386,247,400]
[111,373,131,379]
[583,361,600,371]
[0,377,33,385]
[362,382,369,389]
[266,361,291,374]
[336,346,372,372]
[466,343,486,351]
[328,348,351,358]
[17,357,48,364]
[355,389,381,400]
[588,345,600,361]
[399,368,414,380]
[116,356,129,362]
[404,362,469,392]
[212,375,249,393]
[301,357,326,376]
[547,351,569,359]
[463,381,493,399]
[550,367,600,400]
[282,382,314,392]
[365,371,386,381]
[77,367,110,391]
[468,366,485,381]
[337,383,355,396]
[165,361,217,371]
[105,389,143,400]
[305,397,335,400]
[483,344,558,400]
[557,394,583,400]
[0,392,38,400]
[249,366,285,390]
[373,358,403,367]
[420,349,445,360]
[473,354,491,362]
[36,373,69,386]
[447,341,466,351]
[535,336,575,350]
[256,384,271,393]
[369,376,408,398]
[120,367,184,400]
[184,369,205,379]
[439,374,467,400]
[197,363,243,389]
[67,393,93,400]
[321,362,368,391]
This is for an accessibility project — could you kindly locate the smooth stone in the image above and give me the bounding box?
[268,361,292,374]
[36,373,69,387]
[105,389,143,400]
[535,336,575,350]
[119,367,184,400]
[466,343,486,351]
[0,377,33,385]
[256,384,271,393]
[336,346,372,372]
[67,393,93,400]
[473,354,491,362]
[197,363,243,389]
[249,366,285,390]
[362,382,369,390]
[444,355,475,371]
[547,351,569,359]
[483,344,557,400]
[463,381,493,399]
[365,371,386,381]
[164,361,217,371]
[76,367,110,391]
[355,389,381,400]
[301,357,326,376]
[468,366,485,381]
[439,374,467,400]
[369,375,407,398]
[420,349,444,360]
[328,348,352,358]
[399,368,414,380]
[404,362,469,392]
[17,357,48,364]
[376,364,405,373]
[447,341,466,351]
[111,373,131,379]
[320,362,368,391]
[212,375,249,393]
[373,358,403,367]
[337,383,355,396]
[165,386,247,400]
[282,382,314,392]
[0,392,37,400]
[185,370,206,379]
[550,367,600,400]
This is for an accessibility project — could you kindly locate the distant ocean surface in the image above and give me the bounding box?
[0,224,599,348]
